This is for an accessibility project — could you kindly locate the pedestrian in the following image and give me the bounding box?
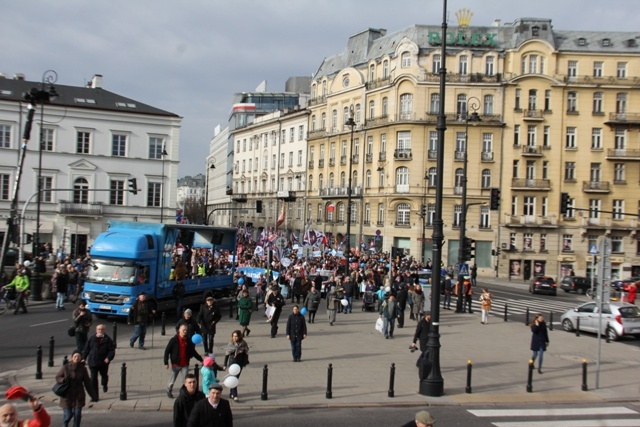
[342,276,355,313]
[285,305,307,362]
[201,356,224,396]
[128,292,156,350]
[173,374,205,427]
[326,285,339,326]
[266,285,285,338]
[396,283,408,328]
[176,309,201,341]
[302,285,321,323]
[72,300,93,352]
[400,410,436,427]
[164,324,203,399]
[379,293,398,339]
[470,263,478,287]
[186,383,233,427]
[442,274,453,310]
[237,288,253,338]
[197,296,222,354]
[463,277,474,313]
[628,282,637,304]
[55,350,97,427]
[223,330,249,402]
[530,313,550,374]
[7,268,29,315]
[54,266,69,310]
[81,324,115,401]
[173,280,186,316]
[479,287,492,324]
[410,284,425,320]
[411,311,432,353]
[0,396,50,427]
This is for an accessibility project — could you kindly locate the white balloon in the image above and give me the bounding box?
[340,299,348,307]
[385,286,391,292]
[224,376,239,389]
[228,364,241,376]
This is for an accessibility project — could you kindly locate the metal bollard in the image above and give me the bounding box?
[261,364,269,401]
[466,360,473,394]
[388,363,395,398]
[576,317,581,336]
[504,303,508,322]
[525,307,530,326]
[120,363,127,401]
[549,312,554,331]
[48,336,55,367]
[581,359,588,391]
[35,346,43,380]
[112,322,118,347]
[193,364,200,388]
[526,359,534,393]
[63,356,68,366]
[326,363,333,399]
[161,312,166,336]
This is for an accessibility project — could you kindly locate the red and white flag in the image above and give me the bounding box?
[276,204,286,227]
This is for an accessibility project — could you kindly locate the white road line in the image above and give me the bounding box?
[493,420,640,427]
[469,407,638,417]
[30,319,68,327]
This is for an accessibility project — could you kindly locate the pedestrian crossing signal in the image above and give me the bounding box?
[128,178,138,195]
[490,188,501,210]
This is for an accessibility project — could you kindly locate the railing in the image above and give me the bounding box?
[511,178,551,189]
[379,152,387,162]
[522,145,542,155]
[308,160,314,169]
[394,149,412,160]
[59,201,103,216]
[454,151,465,161]
[582,181,611,192]
[523,109,544,119]
[340,155,347,165]
[428,150,437,160]
[606,148,640,159]
[365,153,373,163]
[352,155,359,164]
[367,77,392,90]
[318,186,363,197]
[481,151,494,161]
[319,159,325,167]
[365,115,389,127]
[308,95,327,106]
[608,112,640,122]
[329,158,335,166]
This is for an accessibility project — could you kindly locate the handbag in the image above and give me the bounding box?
[52,365,70,397]
[67,326,76,337]
[375,317,384,334]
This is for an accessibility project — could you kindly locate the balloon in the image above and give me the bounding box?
[191,334,203,345]
[224,376,239,389]
[228,364,241,376]
[300,307,308,316]
[385,286,391,293]
[238,278,245,285]
[340,299,348,307]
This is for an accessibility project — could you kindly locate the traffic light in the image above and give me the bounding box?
[128,178,138,194]
[419,204,426,218]
[463,237,476,261]
[560,192,571,215]
[490,188,501,211]
[256,200,263,213]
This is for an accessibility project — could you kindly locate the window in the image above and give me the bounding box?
[40,176,52,202]
[355,104,361,123]
[567,92,577,112]
[527,125,536,146]
[482,133,493,158]
[109,179,125,205]
[396,167,409,192]
[485,56,495,76]
[399,94,413,119]
[332,110,337,130]
[459,55,468,75]
[543,126,550,148]
[512,160,519,179]
[593,92,603,113]
[483,95,493,115]
[272,154,276,169]
[614,163,625,183]
[0,124,11,148]
[397,131,411,154]
[427,167,437,187]
[562,234,573,252]
[455,132,466,158]
[617,62,627,78]
[429,131,438,156]
[523,196,535,216]
[340,140,347,158]
[279,153,285,168]
[542,161,549,179]
[149,137,164,159]
[540,234,547,252]
[112,134,127,157]
[523,233,533,251]
[616,93,627,114]
[367,136,373,158]
[298,125,304,141]
[456,94,467,117]
[593,61,603,77]
[366,170,371,188]
[544,90,551,111]
[528,90,537,110]
[589,199,601,219]
[567,60,578,80]
[513,125,520,146]
[338,203,345,222]
[0,173,9,200]
[432,54,441,74]
[380,134,387,155]
[528,55,538,74]
[612,200,624,220]
[41,128,54,151]
[565,127,577,148]
[242,139,246,152]
[480,206,490,229]
[311,116,316,131]
[382,97,388,116]
[454,168,464,188]
[526,160,535,179]
[365,203,371,224]
[288,152,293,167]
[369,64,375,81]
[396,203,410,225]
[611,236,623,253]
[73,177,89,204]
[453,205,462,227]
[430,93,440,114]
[369,100,375,119]
[481,169,491,188]
[426,204,435,226]
[378,203,385,224]
[297,150,302,166]
[321,113,326,129]
[77,131,90,154]
[401,52,411,68]
[382,60,389,79]
[515,89,521,110]
[591,128,602,149]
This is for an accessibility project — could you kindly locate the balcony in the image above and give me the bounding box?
[365,153,373,163]
[394,149,412,160]
[379,152,387,162]
[367,76,392,90]
[454,151,465,161]
[481,151,494,161]
[521,145,543,156]
[318,186,363,199]
[307,128,327,139]
[583,180,611,193]
[59,201,103,216]
[319,159,325,167]
[454,186,463,195]
[232,194,248,203]
[605,112,640,126]
[606,148,640,161]
[308,95,326,106]
[308,160,314,169]
[352,154,359,164]
[340,155,347,165]
[329,158,335,166]
[511,178,551,190]
[365,115,389,128]
[522,109,544,121]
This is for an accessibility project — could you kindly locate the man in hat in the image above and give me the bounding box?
[128,292,156,350]
[187,383,232,427]
[401,410,436,427]
[197,296,221,354]
[266,285,285,338]
[0,396,50,427]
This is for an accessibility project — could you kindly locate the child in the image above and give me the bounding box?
[201,355,224,395]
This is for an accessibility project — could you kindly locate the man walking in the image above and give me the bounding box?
[128,292,156,350]
[187,383,232,427]
[7,269,29,315]
[164,324,203,399]
[173,374,205,427]
[285,305,307,362]
[72,300,93,351]
[82,324,116,401]
[326,285,339,326]
[411,311,432,353]
[395,283,408,328]
[197,296,222,354]
[342,276,355,313]
[379,293,398,339]
[266,285,285,338]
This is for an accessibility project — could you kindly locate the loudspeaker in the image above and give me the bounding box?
[211,231,224,246]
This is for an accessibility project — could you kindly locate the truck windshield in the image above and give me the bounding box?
[86,260,137,285]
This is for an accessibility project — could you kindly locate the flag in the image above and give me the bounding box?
[276,204,285,227]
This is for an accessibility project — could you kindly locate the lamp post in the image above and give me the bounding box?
[455,97,481,313]
[160,146,168,223]
[205,159,216,224]
[421,172,428,264]
[344,106,356,276]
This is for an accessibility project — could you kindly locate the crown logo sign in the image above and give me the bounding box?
[456,8,473,29]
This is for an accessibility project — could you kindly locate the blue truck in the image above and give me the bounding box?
[82,221,237,318]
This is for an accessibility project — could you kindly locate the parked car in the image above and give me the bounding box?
[529,276,557,296]
[560,276,595,294]
[560,301,640,341]
[611,277,640,292]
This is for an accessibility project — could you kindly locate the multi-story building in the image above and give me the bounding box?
[0,73,180,257]
[177,174,205,208]
[207,125,231,227]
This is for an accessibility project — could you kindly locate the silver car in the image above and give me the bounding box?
[560,302,640,341]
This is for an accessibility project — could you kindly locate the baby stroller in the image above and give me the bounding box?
[361,290,376,312]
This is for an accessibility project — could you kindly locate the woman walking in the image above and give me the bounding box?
[479,288,492,324]
[237,288,253,337]
[223,330,249,402]
[55,350,97,427]
[530,313,550,374]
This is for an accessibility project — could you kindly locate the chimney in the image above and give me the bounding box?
[492,19,502,27]
[90,74,103,89]
[13,73,25,81]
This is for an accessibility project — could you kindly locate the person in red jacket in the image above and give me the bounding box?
[0,397,51,427]
[628,282,637,304]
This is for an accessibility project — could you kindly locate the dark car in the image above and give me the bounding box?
[529,276,557,296]
[611,277,640,292]
[560,276,595,294]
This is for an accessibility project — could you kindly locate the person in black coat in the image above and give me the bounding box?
[187,383,233,427]
[395,283,408,328]
[173,374,205,427]
[530,313,550,374]
[411,311,432,353]
[266,286,285,338]
[82,324,116,400]
[164,324,204,398]
[285,305,307,362]
[197,296,222,354]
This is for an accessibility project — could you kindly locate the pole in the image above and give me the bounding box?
[161,147,167,223]
[344,107,356,276]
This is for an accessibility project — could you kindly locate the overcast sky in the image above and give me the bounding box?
[3,0,637,176]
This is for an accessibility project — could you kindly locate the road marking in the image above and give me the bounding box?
[30,319,68,327]
[469,407,638,417]
[493,420,640,427]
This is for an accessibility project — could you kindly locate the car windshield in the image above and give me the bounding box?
[618,306,640,318]
[536,277,554,284]
[85,260,138,285]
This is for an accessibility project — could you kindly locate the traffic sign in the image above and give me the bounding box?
[458,263,469,276]
[589,245,598,255]
[275,237,287,250]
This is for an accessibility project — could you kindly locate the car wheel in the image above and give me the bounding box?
[562,318,574,332]
[563,289,570,293]
[606,327,619,341]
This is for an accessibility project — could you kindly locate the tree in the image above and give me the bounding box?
[181,195,206,224]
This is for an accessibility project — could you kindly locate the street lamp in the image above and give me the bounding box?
[344,106,356,276]
[160,146,168,223]
[205,159,216,224]
[421,171,429,264]
[455,97,481,313]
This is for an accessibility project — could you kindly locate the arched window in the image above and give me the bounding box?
[340,171,346,188]
[369,100,375,119]
[382,60,389,78]
[73,177,89,204]
[321,112,326,129]
[352,171,358,188]
[382,97,388,117]
[484,95,494,115]
[326,203,335,222]
[396,203,410,225]
[318,173,324,190]
[317,203,323,222]
[366,170,372,188]
[308,174,313,191]
[338,202,345,222]
[430,93,440,113]
[400,94,413,119]
[457,94,467,118]
[350,202,357,223]
[369,64,375,81]
[396,167,409,192]
[329,172,334,188]
[427,167,437,187]
[481,169,491,188]
[455,168,464,187]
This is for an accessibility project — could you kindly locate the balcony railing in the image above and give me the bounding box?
[329,158,335,166]
[340,155,347,165]
[511,178,551,190]
[521,145,542,156]
[523,109,544,120]
[308,160,314,169]
[481,151,494,161]
[352,154,359,164]
[59,201,103,216]
[319,159,325,167]
[394,148,412,160]
[606,148,640,160]
[428,150,437,160]
[365,153,373,163]
[607,112,640,124]
[379,152,387,162]
[454,151,465,161]
[318,186,363,198]
[582,180,611,192]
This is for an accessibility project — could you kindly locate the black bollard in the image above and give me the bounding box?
[549,312,554,331]
[161,312,166,336]
[63,356,68,366]
[326,363,333,399]
[120,363,127,401]
[581,359,588,391]
[388,363,395,398]
[504,303,508,322]
[466,360,473,394]
[194,364,200,388]
[48,336,55,368]
[261,364,269,401]
[112,322,118,348]
[576,317,581,336]
[35,346,43,380]
[525,307,530,326]
[229,298,234,318]
[526,359,534,393]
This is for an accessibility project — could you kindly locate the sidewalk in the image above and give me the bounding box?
[7,286,640,412]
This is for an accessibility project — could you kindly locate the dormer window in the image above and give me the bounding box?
[578,38,586,47]
[627,39,637,48]
[602,38,611,47]
[531,26,540,37]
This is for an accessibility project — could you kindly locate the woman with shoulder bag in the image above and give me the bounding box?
[223,330,249,402]
[55,350,97,427]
